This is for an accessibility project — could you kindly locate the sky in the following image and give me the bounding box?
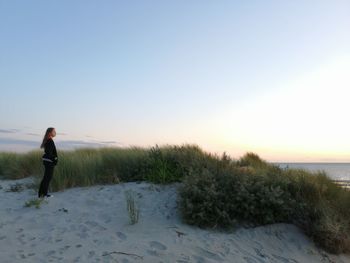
[0,1,350,162]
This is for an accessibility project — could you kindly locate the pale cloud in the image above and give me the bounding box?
[0,129,20,134]
[0,137,122,152]
[26,133,41,137]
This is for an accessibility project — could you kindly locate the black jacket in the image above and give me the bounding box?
[42,138,58,165]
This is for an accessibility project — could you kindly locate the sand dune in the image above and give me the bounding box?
[0,178,349,263]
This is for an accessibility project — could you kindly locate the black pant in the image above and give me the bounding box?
[38,163,54,197]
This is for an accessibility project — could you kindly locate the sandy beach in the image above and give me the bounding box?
[0,177,349,263]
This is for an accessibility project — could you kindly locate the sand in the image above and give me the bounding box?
[0,177,349,263]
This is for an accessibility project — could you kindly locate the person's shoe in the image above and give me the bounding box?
[45,194,53,198]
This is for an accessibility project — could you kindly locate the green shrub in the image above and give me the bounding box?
[238,152,268,169]
[179,154,350,254]
[179,165,297,228]
[143,144,216,184]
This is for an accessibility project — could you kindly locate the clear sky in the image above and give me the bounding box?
[1,1,349,162]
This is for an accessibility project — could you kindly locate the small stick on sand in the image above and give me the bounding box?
[175,230,186,237]
[102,251,143,259]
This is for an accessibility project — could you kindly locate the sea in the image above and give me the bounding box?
[274,163,350,181]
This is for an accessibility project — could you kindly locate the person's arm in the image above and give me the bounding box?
[52,141,58,165]
[46,140,58,163]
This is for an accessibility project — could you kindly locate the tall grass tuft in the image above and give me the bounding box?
[0,151,43,179]
[125,190,140,224]
[0,144,211,190]
[24,198,47,209]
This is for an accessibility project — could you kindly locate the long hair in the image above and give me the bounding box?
[40,127,55,149]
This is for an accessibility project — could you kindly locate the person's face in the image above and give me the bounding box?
[51,129,56,138]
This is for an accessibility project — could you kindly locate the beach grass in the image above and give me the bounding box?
[0,150,43,180]
[1,146,350,253]
[24,198,47,209]
[0,144,212,190]
[125,189,140,225]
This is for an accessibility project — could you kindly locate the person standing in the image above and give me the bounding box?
[38,127,58,198]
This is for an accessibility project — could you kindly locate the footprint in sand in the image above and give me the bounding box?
[17,236,26,245]
[73,256,81,263]
[84,220,98,227]
[243,256,266,263]
[193,247,224,262]
[229,239,268,262]
[16,228,24,233]
[272,254,299,263]
[149,241,167,251]
[88,251,96,258]
[104,217,112,223]
[58,245,71,254]
[191,255,206,263]
[77,231,89,239]
[254,248,268,259]
[79,224,90,232]
[52,256,64,261]
[46,250,56,256]
[147,250,158,256]
[147,241,167,257]
[116,232,127,241]
[176,254,190,263]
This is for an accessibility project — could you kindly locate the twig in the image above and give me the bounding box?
[175,230,187,237]
[102,251,143,259]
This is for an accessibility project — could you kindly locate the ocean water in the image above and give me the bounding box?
[274,163,350,181]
